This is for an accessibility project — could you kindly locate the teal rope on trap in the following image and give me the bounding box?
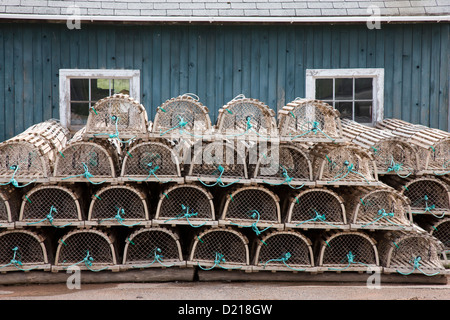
[128,162,173,184]
[159,115,204,138]
[263,165,305,190]
[61,162,106,185]
[396,256,441,277]
[164,204,206,228]
[99,207,141,227]
[361,209,406,229]
[225,115,270,140]
[26,205,72,228]
[433,159,450,176]
[197,165,240,188]
[386,156,412,178]
[132,247,175,269]
[230,209,272,236]
[411,195,445,219]
[63,250,109,272]
[327,160,370,184]
[0,247,38,272]
[0,165,36,188]
[262,252,305,272]
[197,252,242,271]
[93,115,135,144]
[328,251,371,271]
[295,209,342,229]
[290,120,335,142]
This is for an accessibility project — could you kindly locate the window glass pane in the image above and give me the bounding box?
[335,78,353,100]
[70,103,90,126]
[355,78,373,100]
[113,79,130,95]
[335,101,353,120]
[315,79,333,100]
[70,79,89,102]
[355,101,372,123]
[323,100,334,108]
[91,79,111,101]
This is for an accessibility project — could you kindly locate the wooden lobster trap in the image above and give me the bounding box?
[250,143,314,188]
[218,185,283,231]
[311,143,380,186]
[278,99,344,143]
[215,95,278,141]
[53,228,119,272]
[427,217,450,267]
[153,184,216,227]
[387,176,450,219]
[151,94,212,140]
[120,140,183,184]
[342,119,419,177]
[187,227,251,272]
[53,140,120,184]
[186,140,250,186]
[0,187,20,229]
[343,186,412,231]
[21,119,71,153]
[0,230,51,272]
[378,230,446,276]
[85,94,150,142]
[86,184,150,228]
[121,227,185,270]
[252,230,315,272]
[316,231,380,272]
[17,185,85,228]
[284,188,347,230]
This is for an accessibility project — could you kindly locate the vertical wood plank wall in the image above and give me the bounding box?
[0,22,448,141]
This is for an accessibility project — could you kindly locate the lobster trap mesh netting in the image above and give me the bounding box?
[20,186,83,222]
[402,178,450,216]
[85,94,149,136]
[0,231,47,266]
[153,95,212,137]
[319,232,378,267]
[123,228,183,265]
[427,139,450,174]
[156,185,214,222]
[89,185,148,221]
[121,141,180,179]
[216,97,277,137]
[370,139,418,176]
[54,141,119,179]
[55,230,116,266]
[252,144,312,183]
[190,228,249,265]
[188,141,247,180]
[221,187,280,223]
[278,99,342,142]
[430,218,450,251]
[286,189,345,228]
[254,231,313,269]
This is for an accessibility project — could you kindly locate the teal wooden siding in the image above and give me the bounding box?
[0,22,448,141]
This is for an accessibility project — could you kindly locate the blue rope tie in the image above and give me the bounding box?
[230,209,272,236]
[197,252,242,271]
[387,157,412,178]
[295,209,342,228]
[411,195,445,218]
[61,162,105,185]
[361,209,405,229]
[328,251,370,271]
[128,162,172,183]
[290,121,335,142]
[132,248,175,268]
[64,250,109,272]
[327,160,370,184]
[0,165,36,188]
[0,247,38,272]
[94,115,135,144]
[164,204,206,228]
[159,115,204,138]
[197,165,240,188]
[225,116,270,140]
[263,166,305,190]
[99,207,141,227]
[396,256,441,277]
[433,160,450,176]
[26,205,72,228]
[262,252,305,271]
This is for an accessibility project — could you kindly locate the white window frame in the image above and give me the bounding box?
[305,68,384,125]
[59,69,140,129]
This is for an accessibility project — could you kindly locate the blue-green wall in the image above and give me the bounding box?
[0,22,448,141]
